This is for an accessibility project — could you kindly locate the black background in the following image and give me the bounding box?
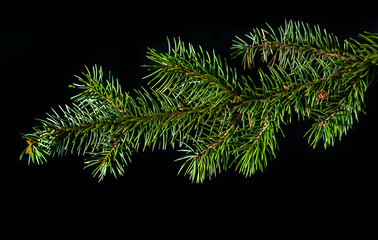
[2,0,378,237]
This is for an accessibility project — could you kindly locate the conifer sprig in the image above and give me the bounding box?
[21,20,378,183]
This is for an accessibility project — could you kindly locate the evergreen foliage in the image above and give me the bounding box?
[20,20,378,183]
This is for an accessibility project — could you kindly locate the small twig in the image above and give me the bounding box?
[246,114,270,153]
[194,113,242,160]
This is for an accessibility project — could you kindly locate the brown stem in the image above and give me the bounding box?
[246,115,270,153]
[194,113,242,160]
[246,41,356,61]
[163,63,242,101]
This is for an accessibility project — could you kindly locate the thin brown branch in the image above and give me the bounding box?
[26,107,200,153]
[246,41,356,61]
[86,83,126,115]
[194,113,242,160]
[163,63,242,101]
[26,122,107,152]
[246,114,270,153]
[318,105,343,127]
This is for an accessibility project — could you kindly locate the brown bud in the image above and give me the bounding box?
[25,140,32,154]
[316,90,328,100]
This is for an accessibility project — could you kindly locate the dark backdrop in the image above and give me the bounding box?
[2,0,377,237]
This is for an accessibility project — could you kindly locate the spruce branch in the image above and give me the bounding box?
[21,20,378,183]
